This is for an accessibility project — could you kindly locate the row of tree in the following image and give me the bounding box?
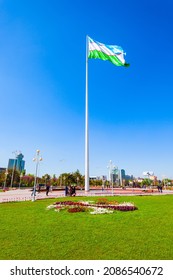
[139,178,173,187]
[0,169,84,188]
[0,169,102,188]
[0,169,172,189]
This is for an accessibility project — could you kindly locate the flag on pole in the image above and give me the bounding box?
[88,37,129,67]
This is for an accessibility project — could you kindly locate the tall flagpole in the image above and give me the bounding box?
[85,35,89,192]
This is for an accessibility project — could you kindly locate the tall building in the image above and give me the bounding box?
[112,167,119,183]
[8,152,25,173]
[121,169,126,179]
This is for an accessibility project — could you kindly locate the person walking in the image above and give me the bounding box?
[65,186,69,196]
[38,184,41,193]
[72,186,76,196]
[46,185,50,196]
[157,183,163,193]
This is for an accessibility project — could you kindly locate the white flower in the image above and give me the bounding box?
[46,204,55,210]
[90,207,113,215]
[78,200,94,205]
[118,202,134,207]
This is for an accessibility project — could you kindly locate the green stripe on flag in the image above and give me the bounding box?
[88,50,129,67]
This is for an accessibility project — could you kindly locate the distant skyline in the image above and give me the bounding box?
[1,0,173,180]
[1,152,168,180]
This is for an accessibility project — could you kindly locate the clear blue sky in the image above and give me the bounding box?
[0,0,173,179]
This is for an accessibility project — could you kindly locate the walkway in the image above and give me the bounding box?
[0,188,173,203]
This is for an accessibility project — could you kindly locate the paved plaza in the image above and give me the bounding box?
[0,187,173,203]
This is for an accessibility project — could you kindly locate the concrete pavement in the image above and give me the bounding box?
[0,187,173,203]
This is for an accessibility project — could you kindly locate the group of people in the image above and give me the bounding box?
[31,185,77,197]
[31,184,52,196]
[65,185,76,196]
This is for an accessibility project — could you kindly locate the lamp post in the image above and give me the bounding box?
[19,173,23,189]
[119,169,123,187]
[3,169,8,190]
[10,161,15,188]
[107,160,116,195]
[32,150,43,201]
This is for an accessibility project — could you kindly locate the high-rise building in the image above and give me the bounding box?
[121,169,126,179]
[8,152,25,173]
[112,167,119,183]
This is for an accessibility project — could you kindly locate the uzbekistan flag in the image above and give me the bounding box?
[88,37,129,67]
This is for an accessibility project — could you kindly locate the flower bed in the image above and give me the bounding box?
[47,198,138,214]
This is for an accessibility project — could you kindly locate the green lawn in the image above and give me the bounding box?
[0,195,173,260]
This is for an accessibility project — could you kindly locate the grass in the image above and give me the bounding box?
[0,195,173,260]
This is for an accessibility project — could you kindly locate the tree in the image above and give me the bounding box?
[1,169,20,188]
[0,171,6,187]
[22,175,35,188]
[142,178,152,186]
[58,170,84,187]
[50,174,58,186]
[42,174,51,185]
